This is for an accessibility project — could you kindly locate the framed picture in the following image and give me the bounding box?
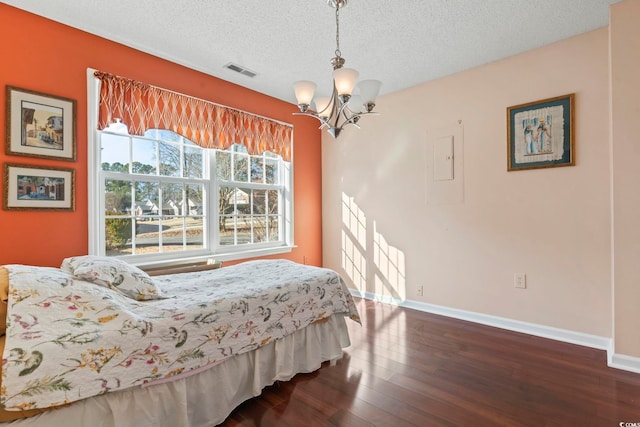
[3,163,75,211]
[5,86,77,161]
[507,93,574,171]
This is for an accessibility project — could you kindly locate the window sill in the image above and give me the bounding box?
[134,245,294,272]
[213,245,295,262]
[142,260,223,276]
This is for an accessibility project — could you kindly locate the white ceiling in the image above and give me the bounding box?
[2,0,619,105]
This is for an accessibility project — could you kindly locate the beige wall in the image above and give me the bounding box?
[611,0,640,358]
[323,27,612,338]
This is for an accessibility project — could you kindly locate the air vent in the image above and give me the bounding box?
[224,63,257,78]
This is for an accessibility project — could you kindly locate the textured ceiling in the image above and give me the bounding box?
[2,0,620,105]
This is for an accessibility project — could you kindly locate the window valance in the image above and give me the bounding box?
[94,71,292,161]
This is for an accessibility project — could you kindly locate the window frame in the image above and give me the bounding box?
[87,69,294,268]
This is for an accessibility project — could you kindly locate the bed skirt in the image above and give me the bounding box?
[1,315,351,427]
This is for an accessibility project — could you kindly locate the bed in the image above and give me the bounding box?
[0,257,360,426]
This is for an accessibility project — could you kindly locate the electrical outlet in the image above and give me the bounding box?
[514,273,526,289]
[417,285,424,296]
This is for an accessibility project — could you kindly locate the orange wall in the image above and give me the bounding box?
[0,5,322,267]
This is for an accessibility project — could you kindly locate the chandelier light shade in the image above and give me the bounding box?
[358,79,383,108]
[333,68,359,97]
[293,0,382,138]
[293,81,317,110]
[315,96,333,118]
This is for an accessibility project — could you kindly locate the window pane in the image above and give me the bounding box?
[132,138,157,175]
[165,131,182,142]
[234,154,248,182]
[251,190,266,214]
[253,216,267,242]
[232,144,248,153]
[269,215,280,241]
[186,184,204,216]
[265,158,278,184]
[219,187,233,215]
[250,156,264,183]
[235,188,250,214]
[216,151,231,181]
[187,217,204,250]
[237,215,251,244]
[135,181,159,218]
[100,133,129,172]
[161,183,183,216]
[135,218,159,254]
[105,180,131,215]
[267,190,279,214]
[105,217,132,255]
[101,133,130,172]
[162,216,184,251]
[184,146,203,178]
[159,142,180,177]
[219,215,234,245]
[143,129,161,140]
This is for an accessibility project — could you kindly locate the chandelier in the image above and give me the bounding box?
[293,0,382,138]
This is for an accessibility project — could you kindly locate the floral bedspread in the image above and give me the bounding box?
[1,259,360,410]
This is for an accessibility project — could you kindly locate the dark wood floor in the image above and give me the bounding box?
[221,298,640,426]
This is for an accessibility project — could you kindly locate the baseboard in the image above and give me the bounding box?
[608,350,640,374]
[350,289,611,350]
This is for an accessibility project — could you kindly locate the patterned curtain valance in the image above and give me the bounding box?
[94,71,292,161]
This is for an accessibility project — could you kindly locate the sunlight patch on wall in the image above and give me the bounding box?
[341,193,406,301]
[374,220,406,300]
[341,193,366,291]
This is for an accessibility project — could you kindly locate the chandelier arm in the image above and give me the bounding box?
[340,114,361,128]
[338,100,361,126]
[292,111,331,128]
[330,108,341,129]
[328,89,339,119]
[339,104,353,122]
[326,90,342,129]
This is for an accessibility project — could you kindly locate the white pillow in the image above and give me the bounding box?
[61,256,165,301]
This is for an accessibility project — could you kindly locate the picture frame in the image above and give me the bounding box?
[507,93,574,171]
[3,163,75,211]
[5,86,77,161]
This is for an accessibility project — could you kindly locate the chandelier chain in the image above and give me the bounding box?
[335,3,341,58]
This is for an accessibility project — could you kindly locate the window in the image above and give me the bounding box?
[99,130,207,258]
[88,75,293,266]
[216,146,284,247]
